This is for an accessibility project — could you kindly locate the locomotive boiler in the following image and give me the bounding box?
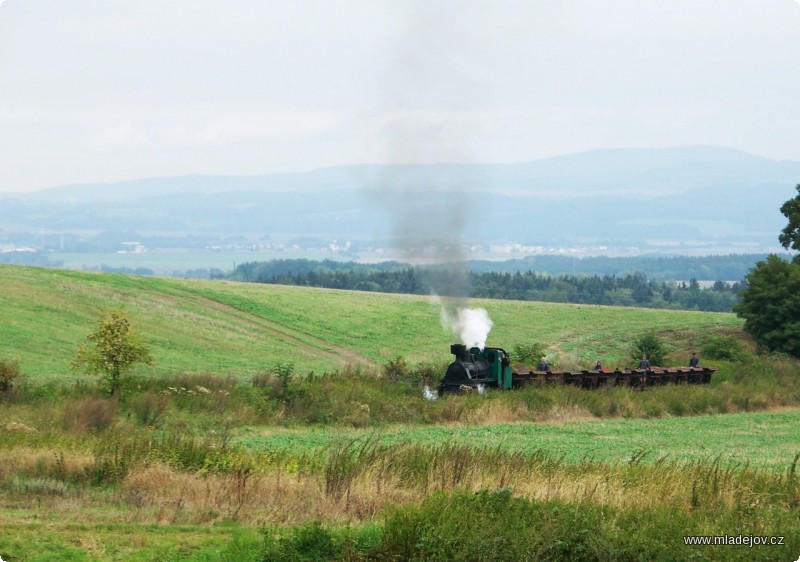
[438,343,512,395]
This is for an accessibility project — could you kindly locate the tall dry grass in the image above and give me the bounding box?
[2,439,795,528]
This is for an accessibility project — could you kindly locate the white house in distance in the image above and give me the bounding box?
[118,242,145,254]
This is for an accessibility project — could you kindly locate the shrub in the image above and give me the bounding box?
[511,342,547,367]
[379,489,799,561]
[275,363,295,395]
[251,371,281,391]
[0,358,21,392]
[262,521,341,562]
[412,361,445,386]
[62,397,118,434]
[129,392,170,425]
[383,356,412,383]
[629,331,667,367]
[343,402,371,428]
[264,522,381,562]
[702,335,745,361]
[380,489,606,561]
[252,363,306,407]
[90,432,148,484]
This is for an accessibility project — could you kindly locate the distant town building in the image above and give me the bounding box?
[118,242,145,254]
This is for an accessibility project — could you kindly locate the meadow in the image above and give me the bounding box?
[0,264,742,378]
[1,263,799,560]
[235,409,800,468]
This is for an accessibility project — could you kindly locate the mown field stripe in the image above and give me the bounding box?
[235,408,800,469]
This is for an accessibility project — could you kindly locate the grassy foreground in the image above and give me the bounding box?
[2,366,800,560]
[1,395,799,560]
[2,264,800,560]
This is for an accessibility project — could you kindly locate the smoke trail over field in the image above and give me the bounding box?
[366,183,492,346]
[363,168,494,348]
[362,4,494,348]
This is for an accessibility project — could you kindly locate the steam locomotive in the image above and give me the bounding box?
[438,343,715,395]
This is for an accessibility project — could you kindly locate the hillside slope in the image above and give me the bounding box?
[0,264,743,379]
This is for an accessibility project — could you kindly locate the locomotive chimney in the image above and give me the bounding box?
[450,343,469,362]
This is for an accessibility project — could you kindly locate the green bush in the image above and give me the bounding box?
[0,358,21,392]
[262,522,341,562]
[380,489,610,561]
[261,521,381,562]
[511,342,547,367]
[702,335,745,361]
[382,356,412,383]
[378,489,799,562]
[129,391,171,425]
[629,332,667,367]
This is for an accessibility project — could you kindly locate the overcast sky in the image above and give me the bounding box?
[1,0,799,193]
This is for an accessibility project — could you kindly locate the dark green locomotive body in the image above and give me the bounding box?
[438,343,512,395]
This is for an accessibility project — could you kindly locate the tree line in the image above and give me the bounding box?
[229,260,741,312]
[466,253,772,280]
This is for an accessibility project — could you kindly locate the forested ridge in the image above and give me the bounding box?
[230,259,743,312]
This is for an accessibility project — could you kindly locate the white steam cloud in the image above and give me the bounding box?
[433,296,493,349]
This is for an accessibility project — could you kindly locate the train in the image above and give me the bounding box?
[438,343,715,395]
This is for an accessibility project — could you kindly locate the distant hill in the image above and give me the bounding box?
[21,145,800,200]
[1,146,798,253]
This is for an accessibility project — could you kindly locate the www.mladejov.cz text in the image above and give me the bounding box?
[683,535,785,547]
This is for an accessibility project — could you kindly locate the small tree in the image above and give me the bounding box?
[71,309,152,396]
[629,332,666,367]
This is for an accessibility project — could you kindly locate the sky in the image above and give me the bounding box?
[1,0,799,193]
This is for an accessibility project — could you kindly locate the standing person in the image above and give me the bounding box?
[537,357,549,371]
[689,352,700,368]
[638,354,650,386]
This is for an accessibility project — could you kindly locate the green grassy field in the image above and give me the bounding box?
[235,409,800,468]
[3,263,799,561]
[1,263,742,380]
